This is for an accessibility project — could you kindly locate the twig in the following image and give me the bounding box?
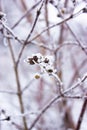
[7,38,16,64]
[76,99,87,130]
[12,0,42,29]
[27,7,84,43]
[68,58,87,88]
[28,74,87,130]
[28,16,73,42]
[44,0,50,35]
[21,78,34,94]
[0,20,23,44]
[51,73,63,94]
[30,41,53,51]
[62,95,87,100]
[7,37,28,130]
[0,90,17,95]
[65,24,87,55]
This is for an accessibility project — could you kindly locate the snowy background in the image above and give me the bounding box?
[0,0,87,130]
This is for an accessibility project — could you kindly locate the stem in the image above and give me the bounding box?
[7,39,28,130]
[14,66,28,130]
[76,99,87,130]
[29,75,87,130]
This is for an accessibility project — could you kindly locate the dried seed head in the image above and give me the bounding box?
[34,74,40,79]
[72,0,76,6]
[6,116,10,121]
[47,69,53,73]
[0,12,6,20]
[27,58,35,65]
[44,58,49,63]
[33,55,38,63]
[61,8,65,14]
[83,7,87,13]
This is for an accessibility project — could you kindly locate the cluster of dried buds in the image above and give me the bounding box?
[25,53,56,78]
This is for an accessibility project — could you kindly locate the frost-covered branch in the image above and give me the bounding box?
[29,74,87,130]
[0,20,22,44]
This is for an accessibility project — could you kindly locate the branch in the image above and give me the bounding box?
[7,31,28,130]
[0,20,23,44]
[0,90,17,95]
[76,99,87,130]
[12,0,42,29]
[16,0,45,66]
[28,74,87,130]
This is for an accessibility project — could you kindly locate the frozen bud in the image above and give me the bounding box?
[5,116,11,121]
[45,65,54,74]
[34,73,40,79]
[83,7,87,13]
[32,53,43,63]
[61,8,65,14]
[0,12,6,21]
[44,58,49,63]
[33,55,38,63]
[47,69,53,73]
[0,12,5,19]
[49,0,54,4]
[27,58,35,65]
[1,109,6,114]
[72,0,76,6]
[57,14,61,17]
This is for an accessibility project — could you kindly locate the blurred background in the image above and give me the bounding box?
[0,0,87,130]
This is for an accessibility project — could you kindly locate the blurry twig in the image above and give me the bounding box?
[7,36,28,130]
[66,24,87,55]
[44,0,50,35]
[62,95,87,100]
[0,90,17,95]
[12,0,42,29]
[76,98,87,130]
[21,78,34,94]
[0,20,23,44]
[68,58,87,88]
[30,41,53,51]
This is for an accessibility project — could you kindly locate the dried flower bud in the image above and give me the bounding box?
[83,7,87,13]
[6,116,10,121]
[47,69,53,73]
[57,14,61,17]
[27,58,35,65]
[49,0,54,4]
[33,55,38,63]
[0,12,6,21]
[72,0,76,6]
[0,12,4,19]
[44,58,49,63]
[1,109,6,114]
[61,9,65,14]
[35,74,40,79]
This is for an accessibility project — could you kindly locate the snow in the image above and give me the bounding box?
[0,0,87,130]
